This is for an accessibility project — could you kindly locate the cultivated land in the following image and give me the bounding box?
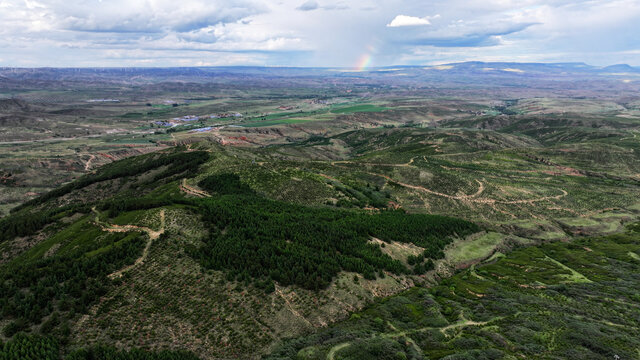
[0,63,639,359]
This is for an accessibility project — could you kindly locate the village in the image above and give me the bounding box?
[153,112,243,128]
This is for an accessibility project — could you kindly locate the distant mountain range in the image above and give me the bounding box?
[0,62,637,93]
[1,62,639,74]
[427,61,640,74]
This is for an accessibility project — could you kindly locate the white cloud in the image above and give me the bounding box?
[387,15,432,27]
[0,0,639,67]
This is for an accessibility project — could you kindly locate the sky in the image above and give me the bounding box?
[0,0,639,67]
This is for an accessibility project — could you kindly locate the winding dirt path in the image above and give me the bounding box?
[84,154,96,171]
[327,342,350,360]
[331,155,422,169]
[92,207,165,278]
[469,179,485,198]
[369,171,566,205]
[327,158,567,205]
[439,319,491,334]
[373,172,484,200]
[180,178,211,198]
[325,313,502,359]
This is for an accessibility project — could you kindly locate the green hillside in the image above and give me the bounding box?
[269,227,640,359]
[1,114,639,359]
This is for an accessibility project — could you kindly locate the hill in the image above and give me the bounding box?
[0,65,639,359]
[0,144,481,358]
[1,121,639,358]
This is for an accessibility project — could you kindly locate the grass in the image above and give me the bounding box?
[3,123,635,356]
[543,255,592,283]
[111,209,151,227]
[558,217,600,227]
[239,118,311,127]
[330,104,389,114]
[444,232,507,264]
[270,230,640,359]
[9,216,97,262]
[84,232,140,257]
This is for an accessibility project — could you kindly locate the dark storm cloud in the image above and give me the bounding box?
[399,22,538,48]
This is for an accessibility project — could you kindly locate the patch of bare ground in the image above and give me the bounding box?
[83,154,96,171]
[179,178,211,198]
[0,232,48,265]
[370,237,424,265]
[91,207,165,279]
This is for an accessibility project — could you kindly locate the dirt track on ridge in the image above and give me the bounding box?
[92,207,165,278]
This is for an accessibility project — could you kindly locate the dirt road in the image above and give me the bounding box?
[92,207,165,278]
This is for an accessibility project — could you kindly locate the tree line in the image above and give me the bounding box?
[13,150,209,212]
[0,204,91,243]
[0,232,144,338]
[0,334,200,360]
[1,150,209,244]
[191,173,479,290]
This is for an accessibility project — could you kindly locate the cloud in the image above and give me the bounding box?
[409,35,503,47]
[55,0,267,34]
[296,0,319,11]
[0,0,639,67]
[388,18,537,48]
[296,0,348,12]
[387,15,432,27]
[322,2,349,11]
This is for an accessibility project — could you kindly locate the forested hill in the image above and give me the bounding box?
[0,145,479,358]
[1,123,638,359]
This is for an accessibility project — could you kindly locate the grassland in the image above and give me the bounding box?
[330,104,390,114]
[240,118,312,127]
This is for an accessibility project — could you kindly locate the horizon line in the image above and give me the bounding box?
[0,61,638,70]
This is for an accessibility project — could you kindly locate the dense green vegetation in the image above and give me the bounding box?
[91,171,478,291]
[0,334,59,360]
[198,173,254,195]
[66,346,200,360]
[268,227,640,359]
[0,334,200,360]
[2,118,638,358]
[0,150,208,244]
[13,150,209,212]
[190,173,479,290]
[0,204,91,242]
[0,230,144,338]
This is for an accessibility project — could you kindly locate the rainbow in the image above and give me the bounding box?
[355,54,372,71]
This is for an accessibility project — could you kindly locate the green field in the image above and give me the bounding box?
[330,104,389,114]
[240,118,312,127]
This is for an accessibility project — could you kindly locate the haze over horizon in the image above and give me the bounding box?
[1,0,639,68]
